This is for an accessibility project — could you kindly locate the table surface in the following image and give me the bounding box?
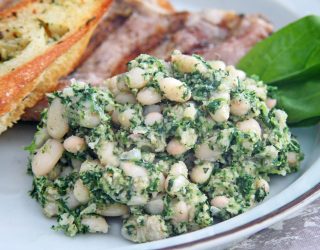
[230,198,320,250]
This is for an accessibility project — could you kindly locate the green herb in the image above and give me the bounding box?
[30,177,51,206]
[236,174,254,196]
[24,141,37,154]
[237,15,320,126]
[206,99,224,114]
[255,188,267,202]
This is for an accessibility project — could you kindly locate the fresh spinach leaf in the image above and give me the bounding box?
[238,15,320,83]
[275,76,320,125]
[237,15,320,126]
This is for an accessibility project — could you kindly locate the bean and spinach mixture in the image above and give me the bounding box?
[26,51,303,243]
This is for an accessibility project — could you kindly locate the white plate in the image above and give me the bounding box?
[1,1,320,250]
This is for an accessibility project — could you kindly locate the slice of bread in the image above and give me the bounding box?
[0,0,113,134]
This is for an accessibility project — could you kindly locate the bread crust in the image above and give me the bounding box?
[0,27,95,133]
[0,0,113,133]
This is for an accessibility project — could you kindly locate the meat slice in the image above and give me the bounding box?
[63,0,186,84]
[22,1,273,121]
[191,13,273,65]
[149,9,273,65]
[73,11,187,84]
[149,10,235,59]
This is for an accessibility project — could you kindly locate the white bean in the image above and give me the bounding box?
[158,173,166,192]
[105,76,120,95]
[266,98,277,109]
[115,92,137,104]
[144,112,163,126]
[120,148,142,161]
[73,179,90,204]
[80,112,101,128]
[210,104,230,122]
[43,202,58,218]
[237,118,261,138]
[166,139,188,156]
[34,127,50,148]
[62,87,75,97]
[47,98,69,139]
[230,97,251,116]
[120,161,148,178]
[79,101,101,128]
[195,142,220,162]
[128,195,148,206]
[144,216,168,241]
[32,139,64,177]
[143,105,161,115]
[63,136,86,154]
[179,128,197,148]
[210,196,229,208]
[121,215,168,242]
[81,215,108,233]
[221,75,239,91]
[247,84,267,100]
[46,187,59,202]
[211,91,230,101]
[256,179,270,193]
[172,54,207,73]
[97,141,119,167]
[47,164,61,180]
[236,70,246,81]
[165,175,188,195]
[118,108,135,128]
[208,60,226,71]
[117,77,130,92]
[172,200,189,223]
[145,195,164,215]
[80,159,102,172]
[264,145,279,159]
[96,204,129,217]
[287,152,298,166]
[169,161,188,178]
[65,190,80,209]
[226,65,246,81]
[137,87,162,105]
[158,77,191,103]
[105,103,114,113]
[274,109,288,129]
[190,162,213,184]
[126,67,149,89]
[183,103,197,120]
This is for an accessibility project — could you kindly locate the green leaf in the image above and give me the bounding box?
[24,140,37,154]
[237,15,320,126]
[238,15,320,83]
[206,98,224,114]
[290,116,320,127]
[275,76,320,124]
